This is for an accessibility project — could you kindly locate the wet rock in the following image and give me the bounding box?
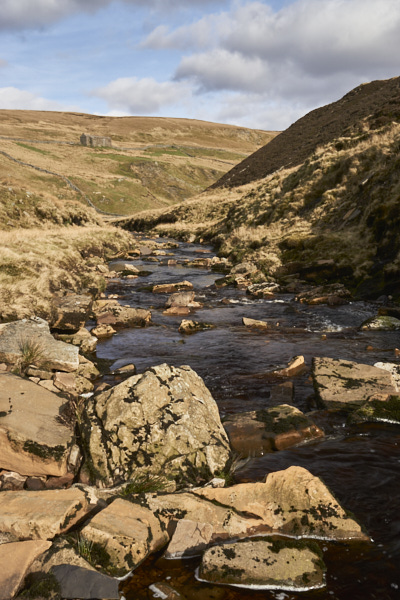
[108,261,140,274]
[199,539,326,590]
[165,291,196,308]
[274,355,307,377]
[0,540,52,600]
[91,324,116,339]
[178,320,214,334]
[149,582,185,600]
[153,281,194,294]
[57,327,98,354]
[51,294,93,333]
[93,299,151,328]
[295,284,352,305]
[242,317,269,329]
[312,357,396,410]
[51,564,120,599]
[374,362,400,391]
[247,282,281,298]
[349,395,400,425]
[80,498,169,576]
[82,364,231,487]
[360,315,400,331]
[223,405,324,456]
[0,373,77,477]
[0,487,93,540]
[0,471,26,491]
[0,317,79,372]
[164,307,191,316]
[195,466,368,541]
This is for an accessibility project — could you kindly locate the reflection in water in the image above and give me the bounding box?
[96,236,400,600]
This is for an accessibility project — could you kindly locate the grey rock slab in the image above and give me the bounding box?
[0,540,52,600]
[312,357,396,410]
[51,564,119,599]
[199,539,326,590]
[0,373,76,477]
[0,317,79,372]
[82,363,231,487]
[0,488,92,540]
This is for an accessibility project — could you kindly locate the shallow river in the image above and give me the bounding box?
[96,236,400,600]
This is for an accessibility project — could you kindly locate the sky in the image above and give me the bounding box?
[0,0,399,131]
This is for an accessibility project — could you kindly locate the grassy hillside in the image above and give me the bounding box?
[119,79,400,300]
[0,111,275,216]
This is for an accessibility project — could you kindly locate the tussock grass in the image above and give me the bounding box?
[0,225,133,322]
[119,121,400,297]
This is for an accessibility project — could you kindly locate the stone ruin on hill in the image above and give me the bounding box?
[80,133,112,148]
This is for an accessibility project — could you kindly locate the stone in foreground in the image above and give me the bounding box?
[82,364,231,487]
[80,498,168,576]
[312,357,396,410]
[223,405,324,456]
[0,373,77,477]
[195,466,368,541]
[199,539,326,590]
[0,317,79,372]
[51,564,120,600]
[0,540,51,600]
[0,488,92,540]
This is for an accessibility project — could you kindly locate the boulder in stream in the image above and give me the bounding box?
[198,538,326,591]
[82,364,231,487]
[312,357,397,410]
[92,299,151,328]
[178,320,214,334]
[152,281,194,294]
[223,405,324,456]
[51,294,93,333]
[360,315,400,331]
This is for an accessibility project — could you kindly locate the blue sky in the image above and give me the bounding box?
[0,0,399,130]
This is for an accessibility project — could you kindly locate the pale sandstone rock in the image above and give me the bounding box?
[274,355,307,377]
[38,379,59,393]
[56,327,98,354]
[0,471,26,491]
[164,519,214,558]
[0,373,76,477]
[163,307,190,316]
[153,281,193,294]
[54,372,76,395]
[0,540,52,600]
[82,364,230,487]
[199,539,326,590]
[80,498,169,576]
[0,317,79,372]
[108,261,140,273]
[165,291,196,308]
[0,488,93,540]
[195,466,368,541]
[178,320,214,334]
[93,299,151,328]
[242,317,269,329]
[312,357,396,410]
[91,324,116,339]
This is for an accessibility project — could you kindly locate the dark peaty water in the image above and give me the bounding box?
[96,236,400,600]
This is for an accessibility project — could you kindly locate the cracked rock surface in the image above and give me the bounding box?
[82,363,231,487]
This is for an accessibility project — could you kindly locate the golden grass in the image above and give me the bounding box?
[0,225,134,322]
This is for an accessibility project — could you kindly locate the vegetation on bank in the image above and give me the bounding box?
[119,120,400,299]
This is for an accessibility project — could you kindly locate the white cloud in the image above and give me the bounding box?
[0,87,78,111]
[175,49,271,93]
[92,77,192,114]
[0,0,226,31]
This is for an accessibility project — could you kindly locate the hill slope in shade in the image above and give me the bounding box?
[120,77,400,299]
[0,111,275,217]
[211,76,400,189]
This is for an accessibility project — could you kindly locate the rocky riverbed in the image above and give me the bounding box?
[1,234,400,600]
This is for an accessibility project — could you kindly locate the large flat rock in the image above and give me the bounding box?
[0,488,93,540]
[0,317,79,372]
[0,373,76,477]
[199,539,326,590]
[0,540,52,600]
[312,357,396,410]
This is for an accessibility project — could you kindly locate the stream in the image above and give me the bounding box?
[95,235,400,600]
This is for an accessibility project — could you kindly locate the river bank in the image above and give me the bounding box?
[1,233,400,600]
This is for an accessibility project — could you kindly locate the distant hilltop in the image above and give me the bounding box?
[80,133,112,148]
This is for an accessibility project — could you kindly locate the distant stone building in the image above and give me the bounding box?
[80,133,112,148]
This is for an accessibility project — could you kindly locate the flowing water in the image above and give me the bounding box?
[95,235,400,600]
